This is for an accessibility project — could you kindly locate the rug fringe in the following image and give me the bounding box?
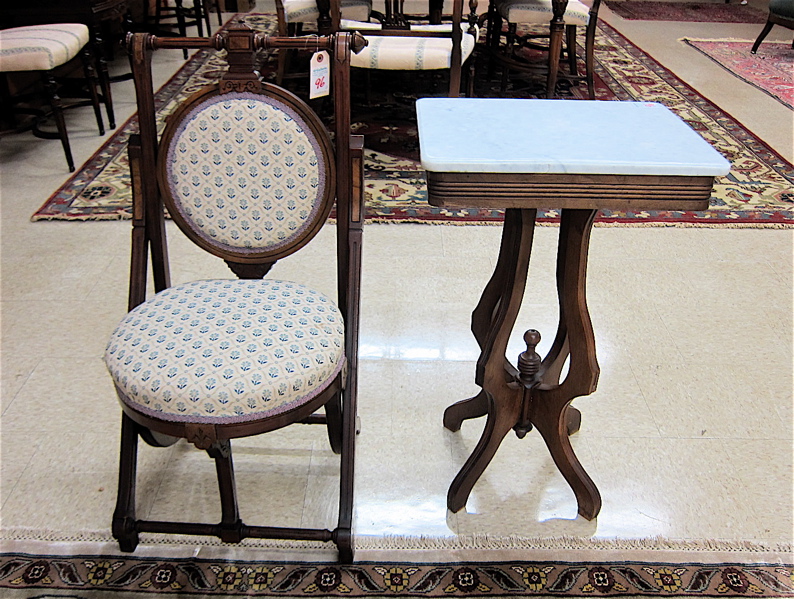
[355,533,793,554]
[3,528,790,556]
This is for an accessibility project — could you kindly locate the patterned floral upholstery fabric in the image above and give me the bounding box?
[0,24,90,72]
[346,24,479,70]
[163,92,330,255]
[496,0,591,26]
[104,279,345,424]
[281,0,371,23]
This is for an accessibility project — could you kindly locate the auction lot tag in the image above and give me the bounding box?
[310,51,330,99]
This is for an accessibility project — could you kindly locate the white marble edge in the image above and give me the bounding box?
[416,98,732,177]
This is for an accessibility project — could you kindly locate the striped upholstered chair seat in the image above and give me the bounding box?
[0,23,90,72]
[279,0,372,25]
[274,0,373,83]
[494,0,591,26]
[339,20,479,70]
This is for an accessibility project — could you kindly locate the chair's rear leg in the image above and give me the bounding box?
[42,72,75,172]
[325,389,343,454]
[113,413,140,552]
[335,385,358,563]
[175,0,189,59]
[566,25,578,77]
[79,47,105,135]
[209,440,243,543]
[584,21,596,99]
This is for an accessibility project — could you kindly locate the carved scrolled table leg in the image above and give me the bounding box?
[445,208,601,519]
[446,208,536,513]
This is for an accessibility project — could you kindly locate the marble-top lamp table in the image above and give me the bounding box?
[416,98,730,519]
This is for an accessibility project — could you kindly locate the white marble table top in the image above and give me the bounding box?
[416,98,731,176]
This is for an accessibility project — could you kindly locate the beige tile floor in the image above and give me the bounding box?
[0,0,792,561]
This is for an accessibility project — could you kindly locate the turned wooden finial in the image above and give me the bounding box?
[518,329,542,383]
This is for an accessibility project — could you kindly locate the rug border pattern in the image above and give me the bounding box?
[2,550,793,597]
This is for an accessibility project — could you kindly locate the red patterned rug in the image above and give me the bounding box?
[2,551,794,596]
[605,1,767,22]
[32,15,794,226]
[684,38,794,109]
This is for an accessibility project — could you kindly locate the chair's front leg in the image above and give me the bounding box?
[112,413,140,552]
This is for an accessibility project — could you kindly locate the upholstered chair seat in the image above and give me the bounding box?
[340,22,479,70]
[495,0,591,26]
[275,0,373,83]
[105,279,345,424]
[0,23,90,72]
[281,0,372,25]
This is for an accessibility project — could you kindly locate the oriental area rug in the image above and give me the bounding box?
[683,38,794,109]
[2,548,793,597]
[32,14,794,226]
[603,1,767,23]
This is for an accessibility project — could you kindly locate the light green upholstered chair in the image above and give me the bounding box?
[485,0,601,98]
[751,0,794,53]
[0,23,108,171]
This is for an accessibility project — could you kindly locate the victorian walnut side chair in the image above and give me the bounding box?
[484,0,601,98]
[105,23,366,562]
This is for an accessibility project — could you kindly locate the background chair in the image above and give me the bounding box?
[333,0,480,97]
[0,23,109,171]
[751,0,794,53]
[149,0,224,57]
[106,24,365,562]
[485,0,601,98]
[274,0,373,83]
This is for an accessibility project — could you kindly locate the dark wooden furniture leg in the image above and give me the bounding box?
[532,208,601,519]
[444,208,602,520]
[429,0,444,23]
[445,208,536,512]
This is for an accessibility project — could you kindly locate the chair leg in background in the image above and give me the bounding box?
[79,47,105,135]
[41,72,75,172]
[566,24,578,77]
[546,21,564,98]
[751,20,773,53]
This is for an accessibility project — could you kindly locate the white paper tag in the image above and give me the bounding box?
[309,51,330,99]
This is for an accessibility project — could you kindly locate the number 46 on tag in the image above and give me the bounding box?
[310,51,330,99]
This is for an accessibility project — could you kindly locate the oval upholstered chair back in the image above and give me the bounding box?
[158,84,336,265]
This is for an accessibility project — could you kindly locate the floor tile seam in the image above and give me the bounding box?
[0,437,43,512]
[0,358,42,417]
